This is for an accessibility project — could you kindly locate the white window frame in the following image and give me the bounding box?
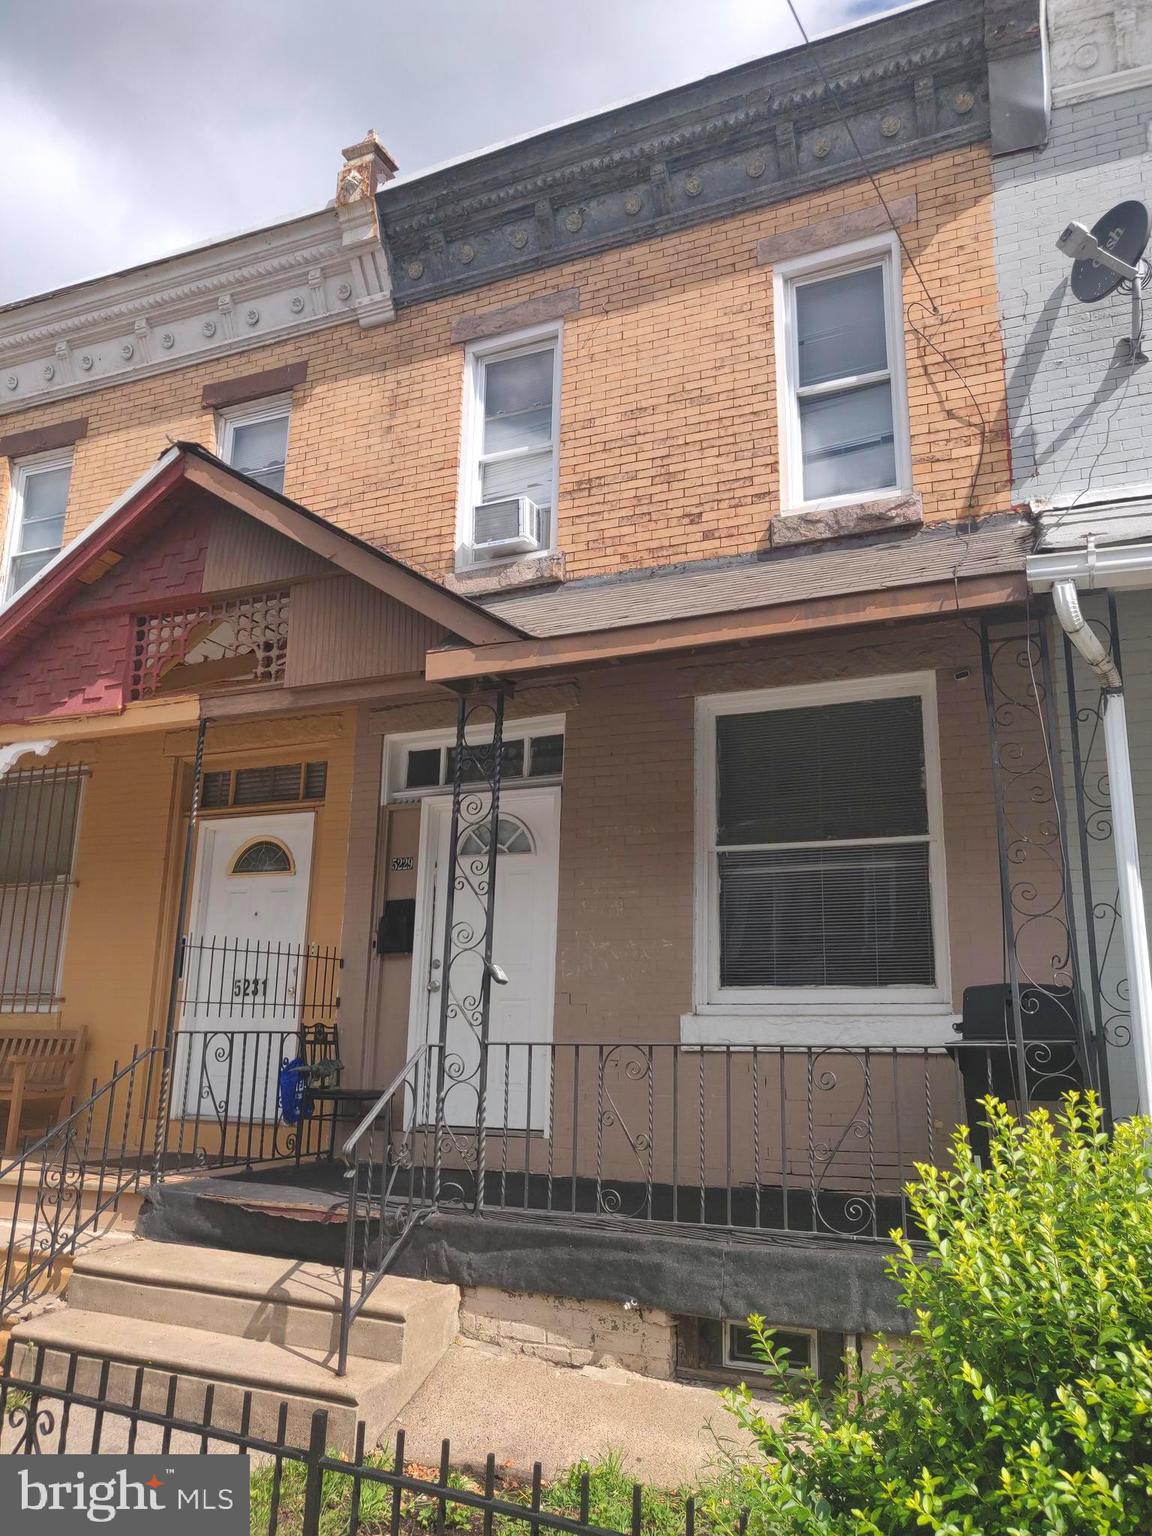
[772,232,911,515]
[215,394,292,488]
[723,1320,818,1376]
[690,672,952,1036]
[382,714,567,804]
[2,449,74,604]
[456,323,563,570]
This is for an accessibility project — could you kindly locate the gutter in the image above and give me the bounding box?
[1029,538,1152,1118]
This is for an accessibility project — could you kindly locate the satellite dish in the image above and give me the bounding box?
[1071,200,1150,303]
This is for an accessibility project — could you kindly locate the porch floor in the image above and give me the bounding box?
[152,1157,914,1243]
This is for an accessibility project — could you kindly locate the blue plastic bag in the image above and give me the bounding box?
[278,1056,314,1125]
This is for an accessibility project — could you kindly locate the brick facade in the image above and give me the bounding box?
[1,145,1008,588]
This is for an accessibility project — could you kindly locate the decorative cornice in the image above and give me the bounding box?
[0,206,394,417]
[379,0,999,308]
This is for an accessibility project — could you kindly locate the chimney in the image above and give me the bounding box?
[337,130,398,206]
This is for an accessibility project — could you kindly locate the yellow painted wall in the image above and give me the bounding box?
[0,707,360,1104]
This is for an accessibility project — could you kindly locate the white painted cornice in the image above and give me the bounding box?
[0,206,394,417]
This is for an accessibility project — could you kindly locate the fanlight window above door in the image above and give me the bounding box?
[459,816,534,856]
[230,839,294,875]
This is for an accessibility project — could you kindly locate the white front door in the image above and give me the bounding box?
[410,789,560,1131]
[180,811,316,1119]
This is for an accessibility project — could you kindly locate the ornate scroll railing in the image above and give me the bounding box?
[978,614,1098,1102]
[0,1039,161,1319]
[349,1038,1084,1255]
[431,690,506,1211]
[1056,592,1133,1121]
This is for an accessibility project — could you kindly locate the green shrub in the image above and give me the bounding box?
[723,1095,1152,1535]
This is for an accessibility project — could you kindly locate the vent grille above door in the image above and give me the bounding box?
[199,761,327,811]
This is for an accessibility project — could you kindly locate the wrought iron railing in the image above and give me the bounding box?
[337,1042,440,1374]
[178,935,341,1023]
[168,1026,337,1169]
[350,1036,1085,1240]
[1,1340,748,1536]
[0,1039,160,1317]
[332,1033,1086,1371]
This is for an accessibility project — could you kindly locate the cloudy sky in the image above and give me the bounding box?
[0,0,904,305]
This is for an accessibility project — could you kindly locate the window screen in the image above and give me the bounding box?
[714,695,935,990]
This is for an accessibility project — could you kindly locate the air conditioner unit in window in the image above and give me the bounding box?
[470,496,543,559]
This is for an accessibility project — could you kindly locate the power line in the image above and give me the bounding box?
[780,0,940,315]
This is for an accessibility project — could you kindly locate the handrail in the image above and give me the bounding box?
[337,1040,439,1374]
[340,1042,433,1161]
[0,1038,161,1318]
[0,1045,161,1181]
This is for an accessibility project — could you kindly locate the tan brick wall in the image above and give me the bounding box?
[371,616,1003,1050]
[0,144,1007,584]
[460,1287,676,1377]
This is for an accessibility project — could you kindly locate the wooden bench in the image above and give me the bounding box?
[0,1026,87,1157]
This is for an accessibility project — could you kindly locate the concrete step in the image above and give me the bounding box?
[10,1310,403,1449]
[9,1240,461,1449]
[65,1241,453,1366]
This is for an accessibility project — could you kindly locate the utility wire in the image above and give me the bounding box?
[780,0,940,315]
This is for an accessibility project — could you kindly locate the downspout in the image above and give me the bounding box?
[1052,579,1152,1117]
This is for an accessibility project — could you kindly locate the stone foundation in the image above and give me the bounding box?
[459,1287,677,1378]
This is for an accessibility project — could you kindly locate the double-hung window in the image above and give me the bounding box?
[696,674,948,1011]
[775,235,909,509]
[218,396,291,493]
[3,452,72,602]
[459,328,560,565]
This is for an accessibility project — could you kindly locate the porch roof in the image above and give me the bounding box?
[0,443,523,677]
[428,513,1031,682]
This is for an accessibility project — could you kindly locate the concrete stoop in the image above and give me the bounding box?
[9,1240,460,1449]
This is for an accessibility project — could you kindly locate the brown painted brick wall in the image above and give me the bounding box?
[0,145,1007,584]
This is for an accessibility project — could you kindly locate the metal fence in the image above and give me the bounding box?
[347,1036,1085,1246]
[0,1342,745,1536]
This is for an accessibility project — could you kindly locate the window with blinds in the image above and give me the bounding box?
[703,683,944,1000]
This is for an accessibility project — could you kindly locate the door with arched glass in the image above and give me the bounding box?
[412,789,560,1132]
[179,810,316,1120]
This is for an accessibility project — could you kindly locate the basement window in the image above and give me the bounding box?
[676,1315,833,1386]
[724,1322,817,1375]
